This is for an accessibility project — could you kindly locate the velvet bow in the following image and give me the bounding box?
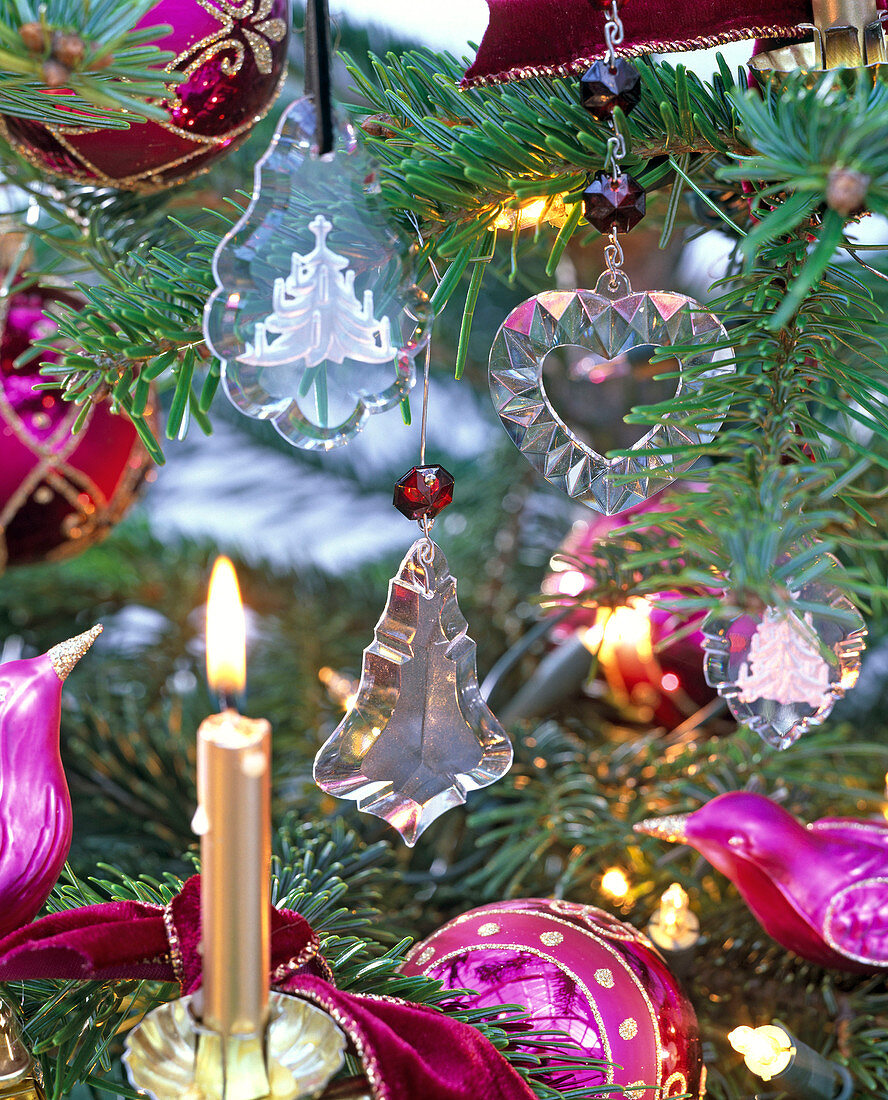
[0,876,535,1100]
[462,0,886,86]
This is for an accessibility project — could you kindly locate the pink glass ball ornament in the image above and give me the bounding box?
[0,0,290,192]
[0,280,154,569]
[401,898,705,1099]
[0,626,101,937]
[204,97,432,450]
[541,494,716,727]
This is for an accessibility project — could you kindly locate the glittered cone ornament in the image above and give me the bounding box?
[0,626,101,938]
[0,280,154,569]
[0,0,289,192]
[401,898,705,1099]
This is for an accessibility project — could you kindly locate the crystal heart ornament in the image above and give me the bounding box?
[488,274,733,514]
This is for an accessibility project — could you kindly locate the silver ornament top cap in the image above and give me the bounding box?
[48,624,103,681]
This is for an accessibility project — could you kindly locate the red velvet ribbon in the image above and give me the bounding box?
[461,0,884,86]
[0,876,535,1100]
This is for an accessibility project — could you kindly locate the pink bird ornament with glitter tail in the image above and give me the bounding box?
[0,625,101,937]
[635,790,888,973]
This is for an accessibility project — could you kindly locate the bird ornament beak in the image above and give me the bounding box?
[634,813,691,844]
[47,625,103,681]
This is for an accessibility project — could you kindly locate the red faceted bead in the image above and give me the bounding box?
[393,465,455,520]
[580,59,641,120]
[583,171,646,234]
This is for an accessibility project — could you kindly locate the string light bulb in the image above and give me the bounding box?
[729,1025,794,1081]
[646,882,700,953]
[491,194,569,231]
[600,866,631,901]
[728,1023,854,1099]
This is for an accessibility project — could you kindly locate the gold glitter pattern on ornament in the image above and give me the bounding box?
[416,947,435,966]
[191,0,287,76]
[594,968,615,987]
[540,931,563,946]
[619,1017,638,1040]
[48,625,103,680]
[478,923,501,937]
[625,1083,645,1100]
[665,1070,689,1096]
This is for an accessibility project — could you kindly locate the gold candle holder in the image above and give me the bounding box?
[0,999,46,1100]
[750,0,887,72]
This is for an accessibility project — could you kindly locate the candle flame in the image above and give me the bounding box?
[206,556,246,698]
[582,598,654,663]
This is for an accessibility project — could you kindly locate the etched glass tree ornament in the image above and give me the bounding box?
[313,538,513,845]
[204,97,432,450]
[702,553,867,749]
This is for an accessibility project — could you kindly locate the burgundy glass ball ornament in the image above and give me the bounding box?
[401,899,705,1099]
[393,465,455,521]
[0,281,153,569]
[0,0,289,192]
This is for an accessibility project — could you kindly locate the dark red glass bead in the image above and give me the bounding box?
[393,465,455,520]
[580,59,641,120]
[583,171,646,234]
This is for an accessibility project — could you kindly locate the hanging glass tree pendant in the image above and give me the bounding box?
[488,276,733,514]
[313,538,513,845]
[702,554,867,749]
[204,98,432,451]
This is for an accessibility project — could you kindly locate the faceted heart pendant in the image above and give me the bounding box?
[313,538,513,845]
[488,276,733,514]
[204,97,432,451]
[702,553,867,749]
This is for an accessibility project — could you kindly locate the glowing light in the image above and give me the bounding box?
[660,672,680,692]
[728,1025,794,1081]
[491,194,569,231]
[647,882,700,951]
[552,569,587,597]
[319,666,359,711]
[206,556,246,697]
[582,598,654,663]
[601,867,631,900]
[882,770,888,823]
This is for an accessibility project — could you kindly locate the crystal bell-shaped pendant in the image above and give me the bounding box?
[204,97,432,451]
[313,538,513,845]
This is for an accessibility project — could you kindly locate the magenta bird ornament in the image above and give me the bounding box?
[636,791,888,972]
[0,625,101,937]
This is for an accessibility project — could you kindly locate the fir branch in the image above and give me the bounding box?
[0,0,180,127]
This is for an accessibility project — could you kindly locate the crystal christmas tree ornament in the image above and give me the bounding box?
[393,465,455,521]
[489,280,733,514]
[313,538,513,845]
[204,97,432,451]
[702,554,867,749]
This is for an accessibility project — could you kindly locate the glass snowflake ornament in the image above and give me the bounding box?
[702,555,867,749]
[204,98,432,450]
[313,538,513,845]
